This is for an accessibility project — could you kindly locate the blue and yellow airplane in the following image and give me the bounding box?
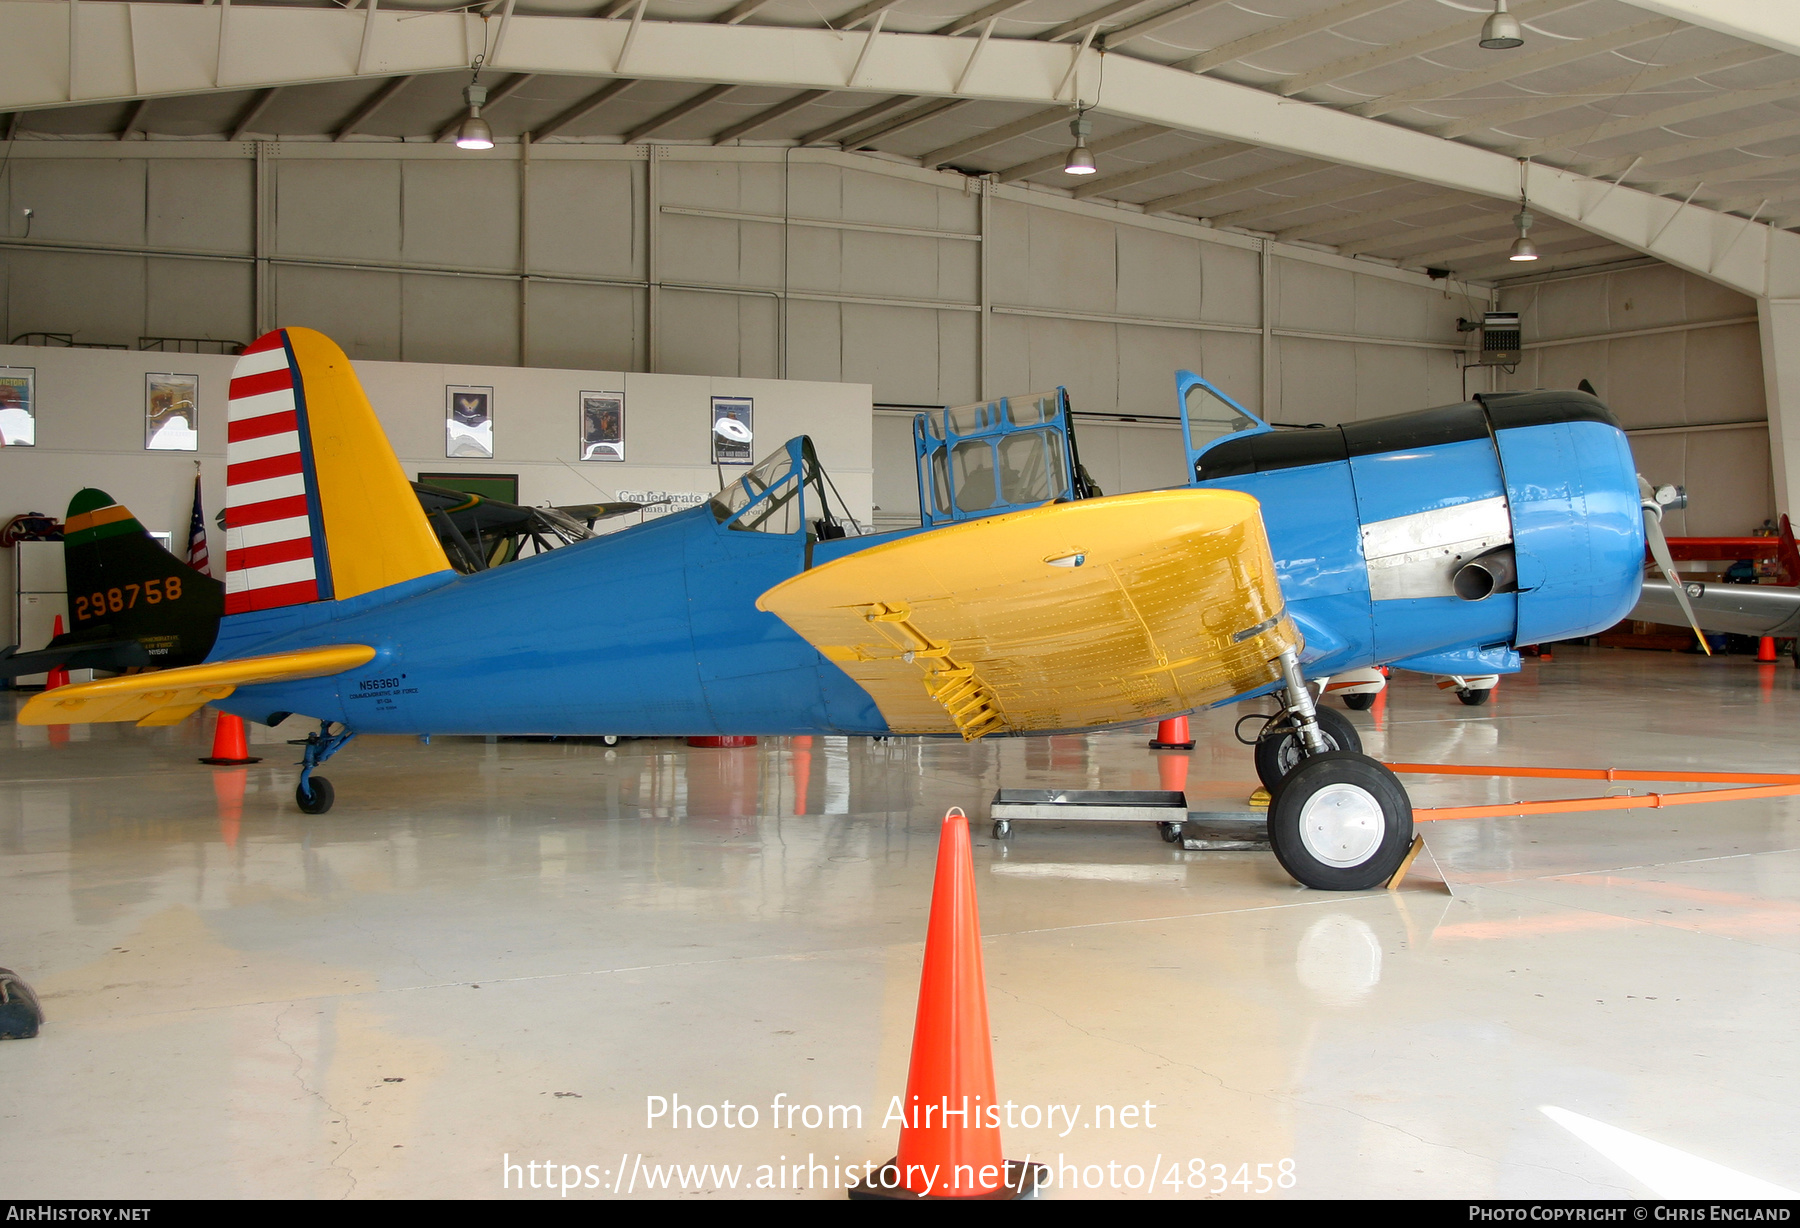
[19,327,1653,891]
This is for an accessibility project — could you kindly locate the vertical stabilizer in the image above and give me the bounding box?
[225,328,449,615]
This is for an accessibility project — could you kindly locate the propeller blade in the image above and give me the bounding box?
[1640,483,1710,655]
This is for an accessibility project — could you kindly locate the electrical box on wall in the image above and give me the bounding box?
[1473,312,1522,367]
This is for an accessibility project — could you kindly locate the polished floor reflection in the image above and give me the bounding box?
[3,648,1799,1199]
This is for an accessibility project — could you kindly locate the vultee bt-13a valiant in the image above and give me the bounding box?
[20,328,1652,890]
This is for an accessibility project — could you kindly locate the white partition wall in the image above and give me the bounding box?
[0,341,872,647]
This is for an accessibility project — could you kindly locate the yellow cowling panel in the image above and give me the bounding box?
[284,327,451,601]
[19,644,377,726]
[756,488,1296,737]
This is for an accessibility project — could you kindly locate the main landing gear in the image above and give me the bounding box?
[290,721,356,815]
[1254,649,1413,892]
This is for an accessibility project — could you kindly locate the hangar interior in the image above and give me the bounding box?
[3,0,1800,1201]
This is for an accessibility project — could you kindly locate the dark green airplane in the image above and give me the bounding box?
[2,488,222,682]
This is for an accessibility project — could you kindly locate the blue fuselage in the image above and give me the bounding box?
[212,393,1645,737]
[1199,392,1644,680]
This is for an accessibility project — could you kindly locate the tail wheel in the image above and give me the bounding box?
[1457,688,1491,706]
[1255,705,1362,792]
[1341,692,1376,711]
[296,776,335,815]
[1268,752,1412,891]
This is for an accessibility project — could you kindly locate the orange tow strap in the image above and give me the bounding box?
[1385,762,1800,822]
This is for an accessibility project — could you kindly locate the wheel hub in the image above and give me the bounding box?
[1297,783,1385,867]
[1278,727,1339,774]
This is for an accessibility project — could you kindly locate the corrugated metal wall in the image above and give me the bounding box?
[0,143,1601,520]
[1500,265,1770,537]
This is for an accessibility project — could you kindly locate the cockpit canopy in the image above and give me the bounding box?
[708,435,863,540]
[911,389,1085,527]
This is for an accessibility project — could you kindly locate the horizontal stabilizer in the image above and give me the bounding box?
[20,644,376,727]
[756,488,1295,738]
[0,638,152,681]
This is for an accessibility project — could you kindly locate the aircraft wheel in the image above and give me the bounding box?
[1255,705,1362,792]
[992,819,1011,840]
[1268,752,1412,891]
[296,776,335,815]
[1457,688,1490,707]
[1341,693,1376,712]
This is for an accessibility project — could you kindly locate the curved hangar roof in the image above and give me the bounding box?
[5,0,1800,285]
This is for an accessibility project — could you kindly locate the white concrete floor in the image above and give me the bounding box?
[3,647,1799,1200]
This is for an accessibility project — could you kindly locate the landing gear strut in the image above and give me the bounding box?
[1258,649,1412,891]
[290,721,356,815]
[1252,651,1363,792]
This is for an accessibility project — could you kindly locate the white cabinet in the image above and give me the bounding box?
[12,540,93,688]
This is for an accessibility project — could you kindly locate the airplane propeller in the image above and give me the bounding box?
[1639,474,1710,656]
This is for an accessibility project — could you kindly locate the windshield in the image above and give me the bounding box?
[1184,380,1259,456]
[709,436,863,539]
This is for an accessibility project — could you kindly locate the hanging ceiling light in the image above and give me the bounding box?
[1508,208,1539,261]
[1480,0,1523,50]
[456,74,494,150]
[1508,156,1537,260]
[1063,112,1096,176]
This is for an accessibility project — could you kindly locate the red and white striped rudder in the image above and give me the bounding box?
[224,332,329,615]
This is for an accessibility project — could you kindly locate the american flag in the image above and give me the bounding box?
[186,472,211,575]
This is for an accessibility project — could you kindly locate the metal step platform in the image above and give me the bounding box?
[988,788,1269,848]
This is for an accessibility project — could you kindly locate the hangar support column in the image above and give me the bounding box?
[1757,297,1800,518]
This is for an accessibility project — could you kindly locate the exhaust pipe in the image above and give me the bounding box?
[1453,546,1517,601]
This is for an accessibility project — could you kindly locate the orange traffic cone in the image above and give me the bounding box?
[200,710,262,766]
[850,810,1046,1201]
[213,768,247,848]
[1148,715,1195,750]
[1758,636,1778,663]
[43,615,70,690]
[791,735,812,817]
[1156,750,1189,794]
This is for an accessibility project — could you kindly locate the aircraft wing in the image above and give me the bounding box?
[757,488,1296,739]
[1631,576,1800,638]
[19,644,376,727]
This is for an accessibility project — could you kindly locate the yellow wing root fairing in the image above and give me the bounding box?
[19,644,377,727]
[757,488,1297,738]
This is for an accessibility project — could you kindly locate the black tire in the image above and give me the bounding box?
[1341,692,1376,711]
[296,775,335,815]
[992,820,1011,839]
[1254,704,1362,791]
[1158,822,1182,844]
[1267,751,1412,891]
[1457,688,1490,706]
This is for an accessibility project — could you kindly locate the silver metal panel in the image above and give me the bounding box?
[1363,496,1512,601]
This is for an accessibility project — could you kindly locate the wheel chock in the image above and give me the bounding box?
[1385,835,1426,891]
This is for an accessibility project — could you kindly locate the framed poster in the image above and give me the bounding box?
[0,367,34,446]
[446,385,494,459]
[711,395,753,466]
[579,391,624,462]
[145,373,199,451]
